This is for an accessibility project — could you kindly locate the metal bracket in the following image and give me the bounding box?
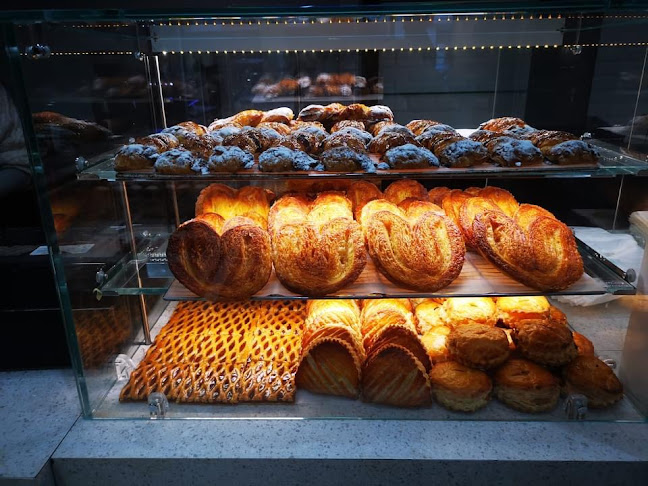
[601,358,617,370]
[148,392,169,419]
[115,354,136,380]
[564,393,588,420]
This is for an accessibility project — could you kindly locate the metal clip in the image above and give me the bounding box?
[564,393,588,420]
[95,268,107,285]
[115,354,136,380]
[569,45,582,55]
[148,392,169,419]
[25,44,51,60]
[134,51,145,61]
[601,358,617,370]
[75,156,88,172]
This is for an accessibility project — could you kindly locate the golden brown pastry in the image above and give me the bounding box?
[479,117,529,133]
[573,332,595,356]
[415,299,447,334]
[347,181,383,220]
[420,325,451,364]
[177,120,207,136]
[444,297,497,327]
[135,133,180,151]
[232,109,265,127]
[457,197,505,249]
[428,186,452,206]
[511,318,577,367]
[281,126,328,154]
[331,120,366,133]
[362,343,431,407]
[448,323,510,369]
[359,199,465,291]
[477,187,519,217]
[154,148,201,174]
[528,130,599,165]
[303,300,363,355]
[259,107,294,124]
[496,296,551,326]
[471,131,544,167]
[207,119,243,132]
[257,121,292,136]
[320,128,370,153]
[370,120,396,136]
[471,203,584,291]
[368,131,418,155]
[429,361,492,412]
[440,189,474,228]
[493,358,560,413]
[167,185,275,300]
[268,192,366,296]
[406,119,443,136]
[432,136,490,168]
[383,179,429,205]
[562,356,623,408]
[223,126,282,153]
[289,120,327,132]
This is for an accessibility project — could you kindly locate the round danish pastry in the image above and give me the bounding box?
[562,356,623,408]
[447,323,510,369]
[493,358,560,413]
[429,361,492,412]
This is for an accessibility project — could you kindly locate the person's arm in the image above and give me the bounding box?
[0,83,32,196]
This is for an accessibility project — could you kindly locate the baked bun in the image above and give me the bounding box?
[359,199,465,291]
[444,297,497,327]
[448,323,510,369]
[197,145,254,173]
[381,144,439,169]
[493,358,560,412]
[511,318,577,367]
[420,325,451,364]
[318,147,375,172]
[429,361,492,412]
[562,356,623,408]
[496,296,551,326]
[347,181,383,220]
[258,146,321,172]
[268,192,366,296]
[154,148,200,174]
[415,299,447,334]
[166,184,274,300]
[383,179,429,205]
[259,107,294,124]
[573,332,595,356]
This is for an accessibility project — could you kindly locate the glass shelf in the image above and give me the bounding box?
[77,139,648,183]
[96,238,636,300]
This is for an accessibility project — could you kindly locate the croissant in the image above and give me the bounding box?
[268,192,367,296]
[232,109,265,127]
[259,107,294,124]
[471,203,584,290]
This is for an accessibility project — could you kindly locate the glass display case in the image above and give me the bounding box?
[2,1,647,421]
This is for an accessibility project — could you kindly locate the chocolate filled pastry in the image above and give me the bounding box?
[281,126,329,154]
[359,198,465,291]
[370,120,396,136]
[259,107,294,124]
[197,145,254,173]
[223,126,282,153]
[320,127,371,152]
[429,361,492,412]
[562,356,623,408]
[331,120,366,133]
[415,299,447,334]
[447,323,510,369]
[289,120,327,132]
[176,120,208,136]
[433,137,490,168]
[415,130,460,152]
[154,148,200,174]
[257,121,292,136]
[369,131,418,155]
[383,179,429,205]
[471,203,584,291]
[511,318,577,367]
[529,131,599,164]
[479,116,533,134]
[258,146,321,172]
[420,123,459,135]
[406,119,444,136]
[268,192,366,296]
[135,133,180,152]
[484,135,544,167]
[318,147,376,172]
[444,297,497,327]
[115,143,163,171]
[420,325,451,364]
[366,105,394,123]
[347,181,383,219]
[167,184,274,300]
[493,358,560,413]
[375,124,415,138]
[573,331,595,356]
[381,144,439,169]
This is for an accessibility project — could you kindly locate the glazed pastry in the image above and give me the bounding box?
[176,120,207,136]
[207,119,243,132]
[231,109,265,127]
[359,199,465,291]
[573,331,595,356]
[493,358,560,413]
[477,187,519,217]
[162,126,216,157]
[289,120,327,132]
[370,120,396,136]
[223,126,282,153]
[347,181,383,220]
[479,117,533,134]
[406,119,443,136]
[375,124,415,138]
[447,323,510,369]
[268,192,366,296]
[529,131,599,165]
[456,197,504,248]
[281,126,328,154]
[414,299,447,334]
[258,146,321,172]
[496,296,551,326]
[331,120,366,133]
[428,186,453,206]
[383,179,429,205]
[259,107,294,124]
[471,203,584,291]
[562,356,623,408]
[440,189,474,228]
[429,361,492,412]
[511,318,577,367]
[134,133,180,152]
[415,130,460,152]
[154,148,200,174]
[257,121,292,136]
[196,145,254,173]
[320,127,371,153]
[420,325,451,364]
[167,184,274,300]
[369,131,418,155]
[443,297,497,327]
[381,144,439,169]
[318,147,376,172]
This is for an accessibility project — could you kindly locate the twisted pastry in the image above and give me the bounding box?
[383,179,429,205]
[347,181,383,220]
[268,192,367,296]
[359,198,465,292]
[471,203,584,290]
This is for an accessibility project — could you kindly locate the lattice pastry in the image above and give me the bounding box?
[253,300,306,335]
[240,361,298,402]
[248,331,303,363]
[142,331,249,366]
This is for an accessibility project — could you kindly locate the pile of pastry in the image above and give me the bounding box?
[252,73,382,98]
[166,181,583,301]
[114,104,599,174]
[120,300,305,403]
[299,296,623,412]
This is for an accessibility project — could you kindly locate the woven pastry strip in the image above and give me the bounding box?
[240,361,298,402]
[248,331,302,363]
[142,331,250,365]
[253,300,306,335]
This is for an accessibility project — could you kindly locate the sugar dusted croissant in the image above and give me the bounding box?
[268,192,367,296]
[359,199,465,292]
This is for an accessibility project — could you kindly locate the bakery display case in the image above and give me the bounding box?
[3,2,648,421]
